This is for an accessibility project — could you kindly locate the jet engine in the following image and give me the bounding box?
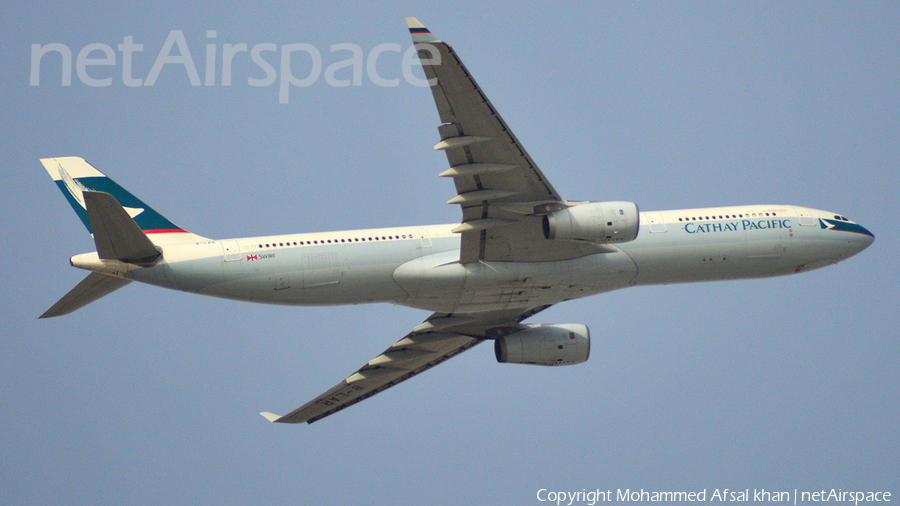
[542,201,639,244]
[494,324,590,366]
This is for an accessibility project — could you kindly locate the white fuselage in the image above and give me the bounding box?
[85,204,871,315]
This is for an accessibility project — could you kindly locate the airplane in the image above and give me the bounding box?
[40,18,874,424]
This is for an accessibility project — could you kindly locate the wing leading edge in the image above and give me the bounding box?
[406,17,604,263]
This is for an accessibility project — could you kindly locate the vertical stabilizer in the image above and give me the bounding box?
[40,156,208,317]
[41,157,190,236]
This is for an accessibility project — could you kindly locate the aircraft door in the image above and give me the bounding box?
[645,212,667,233]
[221,240,242,262]
[794,207,817,227]
[418,229,432,248]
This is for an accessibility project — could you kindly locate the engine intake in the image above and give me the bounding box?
[543,201,639,244]
[494,324,590,366]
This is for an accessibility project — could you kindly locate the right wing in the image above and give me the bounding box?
[407,18,604,263]
[260,307,551,424]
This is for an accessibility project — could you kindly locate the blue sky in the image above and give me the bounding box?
[2,2,897,505]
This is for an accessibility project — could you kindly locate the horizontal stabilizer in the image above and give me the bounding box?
[40,272,131,318]
[85,191,161,265]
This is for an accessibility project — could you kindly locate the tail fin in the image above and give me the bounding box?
[41,156,205,317]
[41,156,190,236]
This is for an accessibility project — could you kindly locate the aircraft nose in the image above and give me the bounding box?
[857,224,875,249]
[842,222,875,257]
[816,215,875,264]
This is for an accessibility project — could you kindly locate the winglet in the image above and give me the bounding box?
[406,17,439,43]
[259,412,283,423]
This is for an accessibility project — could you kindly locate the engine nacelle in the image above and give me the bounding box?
[542,201,640,244]
[494,324,590,366]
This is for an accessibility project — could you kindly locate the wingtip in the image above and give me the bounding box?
[259,411,283,423]
[405,17,439,43]
[405,17,424,29]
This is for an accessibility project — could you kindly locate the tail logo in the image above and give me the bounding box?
[58,164,144,219]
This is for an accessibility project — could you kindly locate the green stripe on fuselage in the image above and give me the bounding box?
[820,218,874,238]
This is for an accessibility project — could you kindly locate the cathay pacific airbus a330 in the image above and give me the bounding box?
[40,18,874,424]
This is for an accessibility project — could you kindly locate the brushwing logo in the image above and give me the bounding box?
[58,165,144,219]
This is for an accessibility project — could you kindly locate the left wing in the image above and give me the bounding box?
[260,307,549,424]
